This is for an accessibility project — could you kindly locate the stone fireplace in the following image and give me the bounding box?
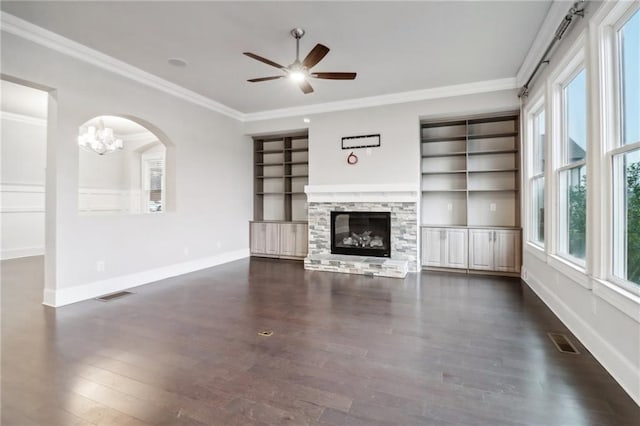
[303,184,418,278]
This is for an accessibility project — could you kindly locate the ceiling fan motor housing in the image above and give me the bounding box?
[290,28,305,39]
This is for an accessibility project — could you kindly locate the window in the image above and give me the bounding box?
[612,9,640,285]
[530,108,545,246]
[620,10,640,146]
[558,68,587,263]
[142,153,165,213]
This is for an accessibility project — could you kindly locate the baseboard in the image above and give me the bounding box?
[522,266,640,407]
[42,248,250,308]
[1,246,44,260]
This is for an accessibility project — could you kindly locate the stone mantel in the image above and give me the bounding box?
[304,184,419,203]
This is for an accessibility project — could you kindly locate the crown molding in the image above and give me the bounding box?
[0,111,47,126]
[0,12,244,121]
[243,77,517,122]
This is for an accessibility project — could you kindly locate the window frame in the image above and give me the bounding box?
[526,97,546,248]
[141,151,166,214]
[605,3,640,292]
[554,62,588,268]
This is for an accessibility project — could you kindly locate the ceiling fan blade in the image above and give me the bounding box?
[298,80,314,94]
[302,44,330,69]
[243,52,285,70]
[247,76,285,82]
[311,72,357,80]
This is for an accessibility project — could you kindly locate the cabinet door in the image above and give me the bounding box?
[421,228,444,267]
[250,222,267,255]
[265,223,280,255]
[444,229,468,269]
[469,229,494,270]
[279,223,297,256]
[294,224,308,257]
[494,230,521,272]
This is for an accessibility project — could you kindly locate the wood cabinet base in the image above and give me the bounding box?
[421,266,521,278]
[250,221,308,260]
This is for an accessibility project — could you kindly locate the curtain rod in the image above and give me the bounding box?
[518,0,585,98]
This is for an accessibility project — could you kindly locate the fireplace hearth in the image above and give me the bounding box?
[331,211,391,257]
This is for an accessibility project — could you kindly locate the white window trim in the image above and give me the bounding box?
[550,41,587,269]
[141,151,166,214]
[596,1,640,293]
[524,95,546,248]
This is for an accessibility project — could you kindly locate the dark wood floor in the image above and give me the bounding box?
[2,256,638,425]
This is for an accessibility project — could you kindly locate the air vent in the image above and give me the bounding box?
[96,291,132,302]
[547,332,580,354]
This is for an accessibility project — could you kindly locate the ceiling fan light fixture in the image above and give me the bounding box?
[244,27,356,94]
[289,71,306,83]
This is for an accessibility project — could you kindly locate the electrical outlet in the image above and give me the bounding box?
[447,203,453,211]
[96,260,105,273]
[490,203,497,212]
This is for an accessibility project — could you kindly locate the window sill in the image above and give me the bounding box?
[547,254,591,290]
[525,242,546,262]
[592,278,640,324]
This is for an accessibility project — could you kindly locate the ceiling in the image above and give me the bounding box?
[1,1,551,114]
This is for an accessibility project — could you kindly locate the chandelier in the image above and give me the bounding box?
[78,121,123,155]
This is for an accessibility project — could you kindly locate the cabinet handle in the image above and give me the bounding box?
[488,232,491,242]
[493,231,496,241]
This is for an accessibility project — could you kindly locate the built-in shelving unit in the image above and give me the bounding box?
[252,133,309,260]
[420,113,520,227]
[253,133,309,222]
[420,112,521,275]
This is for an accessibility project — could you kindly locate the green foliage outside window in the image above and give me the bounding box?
[626,162,640,284]
[568,170,586,260]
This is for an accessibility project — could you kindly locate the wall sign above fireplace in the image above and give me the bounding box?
[341,134,380,150]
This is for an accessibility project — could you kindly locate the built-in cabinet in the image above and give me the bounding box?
[279,223,308,257]
[421,227,521,274]
[250,221,308,259]
[420,112,521,276]
[251,132,309,260]
[468,228,521,273]
[421,227,468,269]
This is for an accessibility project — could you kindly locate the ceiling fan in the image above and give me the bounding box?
[243,28,357,94]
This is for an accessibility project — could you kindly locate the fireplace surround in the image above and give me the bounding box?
[303,184,418,278]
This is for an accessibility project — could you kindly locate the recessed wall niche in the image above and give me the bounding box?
[77,115,168,215]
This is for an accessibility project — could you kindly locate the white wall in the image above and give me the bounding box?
[520,1,640,405]
[1,114,47,259]
[244,89,519,187]
[1,32,252,306]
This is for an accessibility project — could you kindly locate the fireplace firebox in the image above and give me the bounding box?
[330,211,391,257]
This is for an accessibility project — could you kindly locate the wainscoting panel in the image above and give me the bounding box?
[1,183,44,259]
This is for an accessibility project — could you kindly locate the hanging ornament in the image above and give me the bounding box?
[347,151,358,165]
